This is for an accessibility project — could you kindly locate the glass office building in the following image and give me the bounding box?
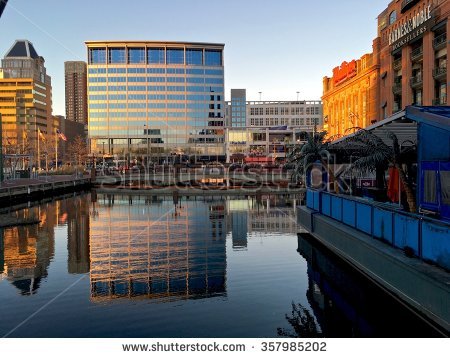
[86,41,225,164]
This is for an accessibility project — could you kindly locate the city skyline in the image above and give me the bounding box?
[0,0,388,116]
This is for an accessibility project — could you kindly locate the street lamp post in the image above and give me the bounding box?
[102,141,105,168]
[144,124,150,166]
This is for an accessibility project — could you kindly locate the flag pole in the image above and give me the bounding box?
[55,128,58,171]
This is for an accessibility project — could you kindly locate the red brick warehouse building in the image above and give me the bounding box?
[376,0,450,119]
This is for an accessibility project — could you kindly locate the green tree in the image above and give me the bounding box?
[340,129,416,212]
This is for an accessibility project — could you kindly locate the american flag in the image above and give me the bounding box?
[56,129,67,141]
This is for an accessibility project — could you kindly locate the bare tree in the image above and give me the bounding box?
[67,135,88,167]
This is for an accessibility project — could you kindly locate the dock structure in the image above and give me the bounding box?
[0,176,91,207]
[298,189,450,335]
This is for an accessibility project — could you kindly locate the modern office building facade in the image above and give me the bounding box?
[0,40,54,167]
[322,52,380,138]
[377,0,449,115]
[86,41,225,164]
[225,90,322,162]
[65,61,88,124]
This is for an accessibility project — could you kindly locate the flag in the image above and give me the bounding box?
[56,129,67,141]
[38,128,46,142]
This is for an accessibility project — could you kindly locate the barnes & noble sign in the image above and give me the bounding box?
[388,4,434,51]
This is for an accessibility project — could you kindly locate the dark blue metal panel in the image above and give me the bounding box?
[306,190,314,209]
[342,199,356,227]
[373,208,393,243]
[394,214,419,255]
[331,196,343,221]
[322,193,331,217]
[421,221,450,271]
[313,191,320,211]
[419,124,450,161]
[439,162,450,222]
[356,203,372,234]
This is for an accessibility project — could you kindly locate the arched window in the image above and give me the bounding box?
[389,10,397,25]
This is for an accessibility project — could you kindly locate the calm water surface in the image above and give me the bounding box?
[0,193,441,337]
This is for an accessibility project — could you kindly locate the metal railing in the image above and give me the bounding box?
[433,96,447,105]
[411,47,423,61]
[433,33,447,49]
[433,66,447,79]
[401,0,419,12]
[392,82,402,94]
[306,189,450,271]
[410,75,423,87]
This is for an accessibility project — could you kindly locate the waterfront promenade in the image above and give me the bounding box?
[0,175,91,208]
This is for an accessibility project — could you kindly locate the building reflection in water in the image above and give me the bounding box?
[89,194,303,302]
[296,233,442,337]
[66,196,90,274]
[0,195,91,294]
[0,203,56,295]
[226,195,302,250]
[89,195,227,302]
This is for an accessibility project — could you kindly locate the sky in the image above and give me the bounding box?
[0,0,388,116]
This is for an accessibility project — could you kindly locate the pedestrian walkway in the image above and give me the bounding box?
[0,174,87,188]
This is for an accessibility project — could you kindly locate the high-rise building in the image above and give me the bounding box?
[0,0,8,18]
[65,61,88,124]
[0,40,54,168]
[85,41,225,164]
[228,89,247,128]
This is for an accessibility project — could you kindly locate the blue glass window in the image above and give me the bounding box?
[205,78,223,84]
[148,48,165,64]
[148,86,166,91]
[128,48,145,64]
[187,86,205,92]
[128,77,146,82]
[148,77,165,83]
[167,86,185,92]
[148,94,166,100]
[88,86,107,91]
[167,77,185,83]
[108,86,126,91]
[187,69,204,75]
[128,85,146,91]
[109,77,127,82]
[148,68,165,74]
[186,49,203,65]
[108,68,126,73]
[128,94,146,100]
[187,77,204,84]
[167,49,184,64]
[89,48,106,64]
[389,11,397,25]
[108,48,126,64]
[205,50,222,66]
[205,69,223,75]
[128,68,146,73]
[167,68,185,74]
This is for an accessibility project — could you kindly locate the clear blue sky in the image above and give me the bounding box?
[0,0,388,116]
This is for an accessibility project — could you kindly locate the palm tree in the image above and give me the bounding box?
[339,129,417,212]
[277,302,323,338]
[287,131,339,192]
